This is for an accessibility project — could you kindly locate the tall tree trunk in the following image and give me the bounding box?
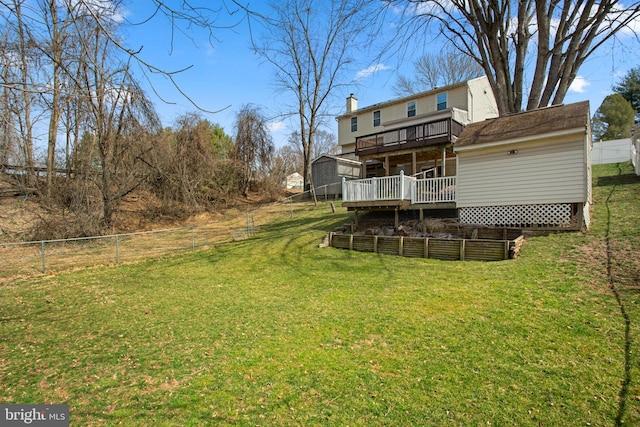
[15,2,36,186]
[46,0,63,196]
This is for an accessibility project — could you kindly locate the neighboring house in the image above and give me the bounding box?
[336,76,499,179]
[592,138,632,164]
[342,101,592,230]
[285,172,303,190]
[311,155,361,197]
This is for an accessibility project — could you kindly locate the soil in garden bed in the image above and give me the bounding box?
[335,210,522,241]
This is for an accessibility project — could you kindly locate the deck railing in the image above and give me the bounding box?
[413,176,456,204]
[342,173,456,205]
[342,171,415,203]
[355,117,465,156]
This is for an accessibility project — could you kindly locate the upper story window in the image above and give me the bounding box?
[373,110,381,127]
[351,116,358,132]
[407,101,416,117]
[437,92,448,110]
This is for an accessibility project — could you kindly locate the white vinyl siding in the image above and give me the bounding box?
[466,77,500,122]
[456,136,587,208]
[335,76,499,151]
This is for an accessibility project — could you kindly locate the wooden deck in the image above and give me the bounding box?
[342,173,456,210]
[355,117,464,157]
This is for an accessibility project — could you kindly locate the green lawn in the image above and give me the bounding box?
[1,163,639,426]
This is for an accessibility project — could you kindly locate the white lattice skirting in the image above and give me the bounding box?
[459,204,573,227]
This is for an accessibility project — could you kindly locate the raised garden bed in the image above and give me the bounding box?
[328,222,525,261]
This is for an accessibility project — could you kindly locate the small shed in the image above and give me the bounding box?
[285,172,303,189]
[312,155,362,197]
[453,101,592,229]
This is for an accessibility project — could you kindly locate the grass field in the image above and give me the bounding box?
[1,163,639,426]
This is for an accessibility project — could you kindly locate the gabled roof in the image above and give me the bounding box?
[311,154,362,165]
[454,101,590,150]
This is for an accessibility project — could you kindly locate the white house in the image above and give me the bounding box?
[341,101,592,230]
[336,76,499,179]
[285,172,303,190]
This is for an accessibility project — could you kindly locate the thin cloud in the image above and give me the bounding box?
[268,121,286,132]
[569,76,590,93]
[355,64,391,80]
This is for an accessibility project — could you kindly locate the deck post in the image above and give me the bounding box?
[412,152,417,176]
[372,177,377,201]
[395,208,399,228]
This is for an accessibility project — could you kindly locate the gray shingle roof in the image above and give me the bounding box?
[455,101,590,148]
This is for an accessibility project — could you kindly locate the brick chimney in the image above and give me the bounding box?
[346,94,358,113]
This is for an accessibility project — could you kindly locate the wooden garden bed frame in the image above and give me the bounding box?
[328,231,525,261]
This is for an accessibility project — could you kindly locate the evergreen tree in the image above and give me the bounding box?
[592,94,636,141]
[613,67,640,122]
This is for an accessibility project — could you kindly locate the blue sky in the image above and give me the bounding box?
[123,2,640,148]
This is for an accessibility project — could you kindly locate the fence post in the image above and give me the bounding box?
[191,226,195,251]
[41,241,46,273]
[116,235,120,264]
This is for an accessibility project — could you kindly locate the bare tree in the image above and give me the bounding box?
[233,104,274,197]
[78,14,160,226]
[250,0,372,191]
[7,1,39,185]
[393,48,484,96]
[42,0,71,195]
[390,0,640,115]
[288,128,339,161]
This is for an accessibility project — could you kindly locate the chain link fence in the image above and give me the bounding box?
[0,185,343,279]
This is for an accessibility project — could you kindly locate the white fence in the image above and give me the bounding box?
[592,138,632,164]
[343,173,456,204]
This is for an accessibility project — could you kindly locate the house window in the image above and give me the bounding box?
[373,110,381,127]
[437,93,447,110]
[407,101,416,117]
[351,116,357,132]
